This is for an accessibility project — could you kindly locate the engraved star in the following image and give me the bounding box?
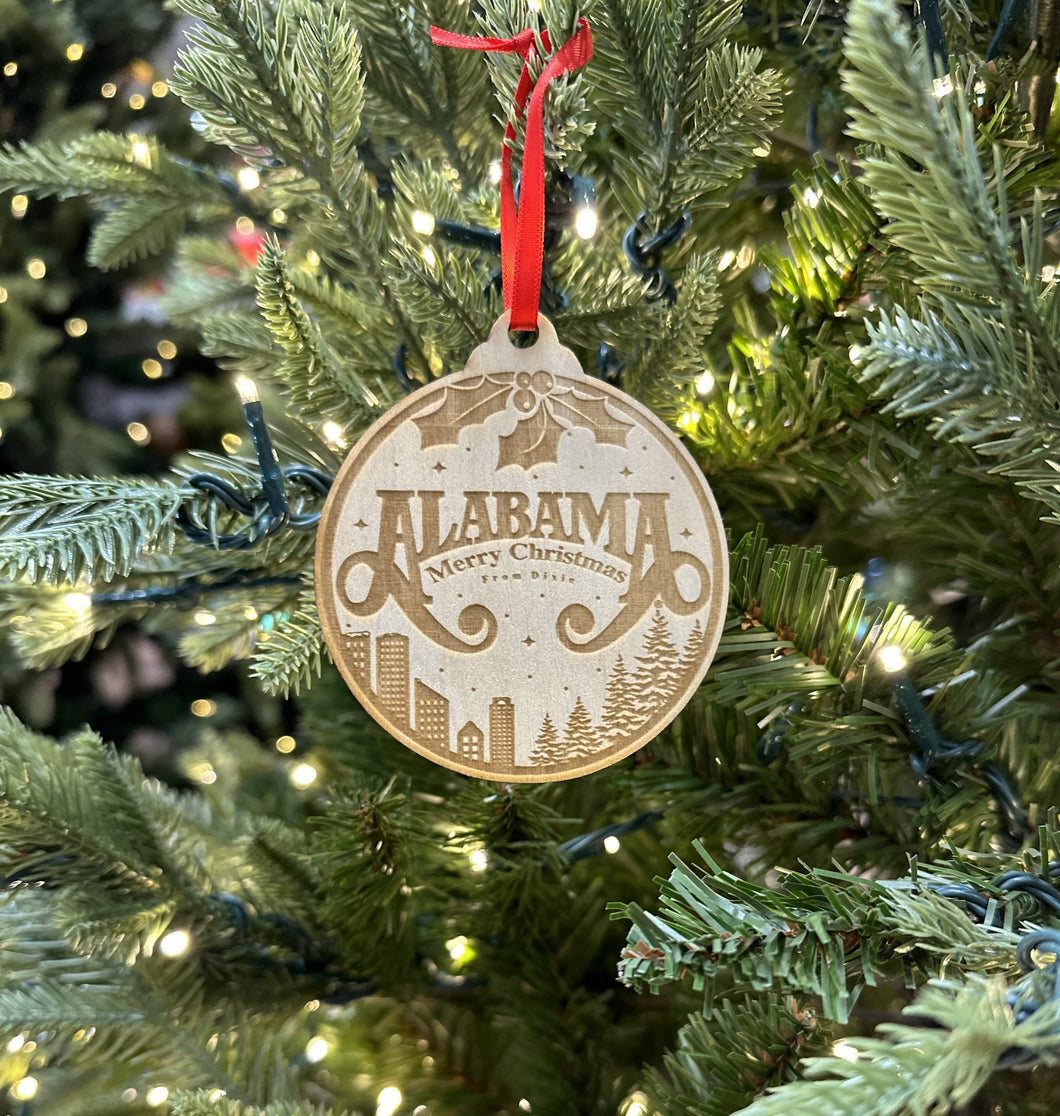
[620,466,633,477]
[354,518,368,529]
[680,528,693,539]
[522,635,536,647]
[433,461,446,473]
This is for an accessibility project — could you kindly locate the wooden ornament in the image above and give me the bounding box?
[315,315,728,781]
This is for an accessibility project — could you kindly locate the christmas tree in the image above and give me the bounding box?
[2,1,1060,1114]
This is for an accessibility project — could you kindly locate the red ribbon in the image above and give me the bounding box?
[431,19,593,332]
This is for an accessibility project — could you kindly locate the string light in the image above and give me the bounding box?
[488,160,502,185]
[412,209,435,236]
[26,258,46,279]
[271,207,287,223]
[802,187,821,208]
[10,194,28,217]
[190,699,217,717]
[290,762,319,789]
[193,610,217,626]
[0,382,15,399]
[13,1077,38,1100]
[235,216,255,235]
[65,317,88,337]
[3,62,18,76]
[158,930,191,957]
[574,206,597,240]
[100,81,117,98]
[932,75,954,99]
[519,1102,532,1113]
[275,735,296,753]
[145,1085,169,1106]
[151,80,168,97]
[220,432,243,453]
[157,339,177,359]
[131,140,151,165]
[848,344,863,364]
[121,1088,138,1102]
[833,1041,858,1061]
[66,43,84,61]
[422,244,437,268]
[468,847,488,872]
[304,249,321,268]
[678,409,701,429]
[243,606,258,621]
[321,420,345,448]
[236,166,260,190]
[878,645,907,674]
[695,371,715,397]
[752,143,771,157]
[446,935,469,961]
[305,1036,329,1063]
[235,376,258,404]
[376,1087,403,1116]
[129,93,146,110]
[603,835,620,854]
[142,358,163,379]
[412,1108,431,1116]
[622,1092,648,1116]
[126,421,151,445]
[6,1034,25,1052]
[0,287,8,303]
[63,592,92,614]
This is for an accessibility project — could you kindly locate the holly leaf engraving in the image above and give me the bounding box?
[497,402,566,469]
[548,385,634,447]
[413,374,512,449]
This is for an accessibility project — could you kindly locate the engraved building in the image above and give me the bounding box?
[456,720,484,762]
[376,633,410,727]
[488,697,515,766]
[347,631,372,690]
[414,680,450,751]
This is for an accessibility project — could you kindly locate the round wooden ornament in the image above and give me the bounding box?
[315,315,728,781]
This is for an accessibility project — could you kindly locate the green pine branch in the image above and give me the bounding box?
[250,586,328,696]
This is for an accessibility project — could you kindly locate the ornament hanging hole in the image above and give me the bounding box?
[508,327,540,349]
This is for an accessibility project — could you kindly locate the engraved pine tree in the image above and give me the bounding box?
[560,697,598,760]
[529,712,562,766]
[601,654,643,742]
[677,619,705,683]
[632,608,682,720]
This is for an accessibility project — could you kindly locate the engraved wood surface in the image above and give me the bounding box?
[315,314,729,782]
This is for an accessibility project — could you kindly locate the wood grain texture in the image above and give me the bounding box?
[315,314,728,782]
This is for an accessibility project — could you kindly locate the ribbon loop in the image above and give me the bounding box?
[431,19,593,332]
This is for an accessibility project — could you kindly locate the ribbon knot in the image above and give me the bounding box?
[431,19,593,332]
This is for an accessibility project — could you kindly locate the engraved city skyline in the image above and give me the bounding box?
[344,608,704,771]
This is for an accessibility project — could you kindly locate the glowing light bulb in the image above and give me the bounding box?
[129,93,146,110]
[275,735,296,753]
[235,216,255,235]
[3,62,18,77]
[101,82,117,98]
[220,433,243,453]
[13,1077,38,1100]
[519,1102,532,1112]
[623,1092,649,1116]
[304,249,321,268]
[146,1085,169,1106]
[468,848,488,872]
[193,610,216,626]
[151,80,169,97]
[833,1041,858,1062]
[290,762,318,789]
[679,409,701,429]
[126,421,151,445]
[157,339,177,359]
[878,645,907,674]
[574,206,597,240]
[412,209,435,236]
[10,194,28,217]
[65,317,88,337]
[848,344,863,364]
[695,371,715,396]
[932,75,953,99]
[0,287,9,303]
[63,592,92,614]
[142,358,163,379]
[446,936,469,961]
[131,140,150,165]
[6,1034,25,1052]
[717,249,736,271]
[66,43,84,61]
[305,1036,329,1063]
[236,166,260,190]
[802,187,820,208]
[488,160,502,185]
[158,930,191,957]
[376,1086,403,1116]
[235,376,258,404]
[26,258,46,279]
[603,835,620,854]
[422,244,437,268]
[0,382,13,399]
[321,420,345,448]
